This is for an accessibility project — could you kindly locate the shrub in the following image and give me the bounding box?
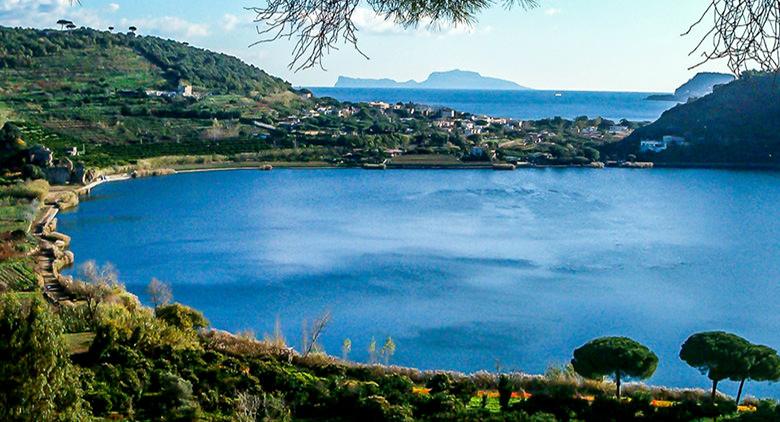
[155,303,209,331]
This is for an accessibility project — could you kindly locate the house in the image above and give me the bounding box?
[252,121,276,131]
[465,127,483,137]
[609,125,630,135]
[369,101,390,110]
[640,135,687,153]
[145,82,195,99]
[663,135,686,145]
[640,140,667,153]
[433,120,455,130]
[177,82,193,97]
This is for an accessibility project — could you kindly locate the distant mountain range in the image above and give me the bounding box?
[646,72,735,102]
[334,69,531,90]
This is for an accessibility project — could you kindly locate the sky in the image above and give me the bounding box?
[0,0,732,92]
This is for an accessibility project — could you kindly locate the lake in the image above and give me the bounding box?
[307,88,679,121]
[59,169,780,397]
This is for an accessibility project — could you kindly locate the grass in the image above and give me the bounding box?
[65,332,96,355]
[0,180,50,202]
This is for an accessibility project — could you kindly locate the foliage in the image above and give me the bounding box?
[730,344,780,404]
[0,179,50,202]
[571,336,658,398]
[155,303,209,331]
[616,73,780,165]
[0,295,87,421]
[146,277,172,309]
[680,331,752,399]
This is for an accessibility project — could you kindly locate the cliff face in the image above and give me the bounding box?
[647,72,735,102]
[673,72,736,100]
[609,72,780,165]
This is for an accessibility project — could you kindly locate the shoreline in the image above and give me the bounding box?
[32,166,776,402]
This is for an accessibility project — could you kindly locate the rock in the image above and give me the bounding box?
[27,145,53,167]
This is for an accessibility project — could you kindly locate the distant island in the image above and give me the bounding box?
[335,69,532,90]
[646,72,735,102]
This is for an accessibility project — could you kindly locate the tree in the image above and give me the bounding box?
[571,336,658,399]
[108,26,114,32]
[497,375,513,411]
[66,23,77,30]
[56,19,72,30]
[341,338,352,360]
[128,26,137,34]
[155,303,209,331]
[368,337,378,364]
[379,337,396,365]
[300,310,331,356]
[146,277,173,309]
[67,261,121,325]
[679,331,752,400]
[0,295,87,420]
[686,1,780,75]
[731,344,780,405]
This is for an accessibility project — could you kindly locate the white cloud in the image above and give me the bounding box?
[121,16,210,38]
[351,6,479,37]
[544,8,561,16]
[0,0,104,28]
[0,0,210,40]
[221,13,239,32]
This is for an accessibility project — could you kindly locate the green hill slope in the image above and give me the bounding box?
[611,73,780,166]
[0,26,310,167]
[0,26,290,95]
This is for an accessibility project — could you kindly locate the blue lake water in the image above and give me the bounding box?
[59,169,780,397]
[307,88,679,121]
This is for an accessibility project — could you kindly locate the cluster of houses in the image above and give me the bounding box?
[145,82,197,99]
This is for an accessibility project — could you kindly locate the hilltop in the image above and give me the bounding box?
[646,72,735,102]
[335,70,531,90]
[0,26,622,175]
[609,72,780,166]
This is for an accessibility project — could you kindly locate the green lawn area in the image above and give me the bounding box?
[65,332,96,355]
[390,154,464,165]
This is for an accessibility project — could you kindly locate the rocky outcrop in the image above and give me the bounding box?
[44,158,101,186]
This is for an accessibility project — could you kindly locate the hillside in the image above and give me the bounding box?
[335,70,531,90]
[0,26,315,167]
[610,72,780,165]
[646,72,735,102]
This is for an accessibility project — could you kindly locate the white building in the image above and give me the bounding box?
[640,135,687,153]
[609,125,630,135]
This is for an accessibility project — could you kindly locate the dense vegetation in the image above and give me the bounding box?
[0,26,290,95]
[2,270,780,421]
[612,72,780,165]
[0,26,629,172]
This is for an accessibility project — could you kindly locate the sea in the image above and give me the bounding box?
[307,87,679,121]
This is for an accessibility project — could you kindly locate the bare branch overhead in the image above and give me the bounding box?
[246,0,538,71]
[685,0,780,75]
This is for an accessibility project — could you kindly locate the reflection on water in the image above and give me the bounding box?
[59,168,780,397]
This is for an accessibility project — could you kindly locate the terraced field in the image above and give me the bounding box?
[0,258,37,291]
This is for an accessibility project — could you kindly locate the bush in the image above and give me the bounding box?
[155,303,209,331]
[426,373,453,394]
[0,179,49,201]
